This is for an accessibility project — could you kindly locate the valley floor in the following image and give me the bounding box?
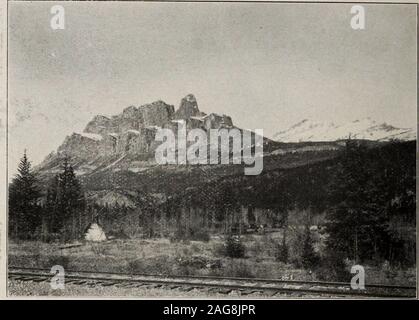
[8,236,416,298]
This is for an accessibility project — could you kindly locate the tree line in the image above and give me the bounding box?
[168,140,416,267]
[9,153,85,242]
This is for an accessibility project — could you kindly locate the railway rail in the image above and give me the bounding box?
[9,266,416,298]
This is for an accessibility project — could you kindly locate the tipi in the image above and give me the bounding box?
[84,216,107,242]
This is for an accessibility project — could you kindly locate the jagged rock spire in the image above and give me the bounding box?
[173,94,200,120]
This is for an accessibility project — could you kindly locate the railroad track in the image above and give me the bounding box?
[9,266,416,298]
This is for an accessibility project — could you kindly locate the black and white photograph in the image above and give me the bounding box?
[3,0,417,300]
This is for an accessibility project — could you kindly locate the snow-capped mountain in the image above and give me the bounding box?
[273,118,416,142]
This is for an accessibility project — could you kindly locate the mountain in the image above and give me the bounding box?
[36,94,266,179]
[33,95,417,210]
[273,118,416,143]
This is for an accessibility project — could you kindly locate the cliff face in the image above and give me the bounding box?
[38,94,237,175]
[84,101,175,135]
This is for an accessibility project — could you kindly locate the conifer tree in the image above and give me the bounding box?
[301,225,319,269]
[46,158,85,240]
[9,151,40,239]
[325,141,380,262]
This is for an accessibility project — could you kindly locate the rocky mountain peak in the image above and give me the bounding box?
[174,94,200,120]
[39,94,238,176]
[184,94,197,103]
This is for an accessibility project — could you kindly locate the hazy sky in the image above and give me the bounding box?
[7,1,417,175]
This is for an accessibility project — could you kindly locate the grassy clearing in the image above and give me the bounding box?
[9,233,415,287]
[9,235,310,280]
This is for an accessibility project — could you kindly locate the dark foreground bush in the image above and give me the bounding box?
[224,235,246,258]
[301,229,320,269]
[275,242,289,263]
[315,252,351,282]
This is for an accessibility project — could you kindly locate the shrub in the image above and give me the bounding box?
[177,256,208,269]
[301,227,320,269]
[224,235,246,258]
[287,226,320,269]
[275,242,289,263]
[315,251,350,282]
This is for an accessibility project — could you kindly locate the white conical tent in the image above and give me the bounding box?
[84,223,107,242]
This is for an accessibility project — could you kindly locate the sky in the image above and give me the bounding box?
[7,1,417,176]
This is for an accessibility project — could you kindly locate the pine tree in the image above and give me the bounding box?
[301,225,319,269]
[325,141,383,262]
[46,158,85,241]
[9,151,41,239]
